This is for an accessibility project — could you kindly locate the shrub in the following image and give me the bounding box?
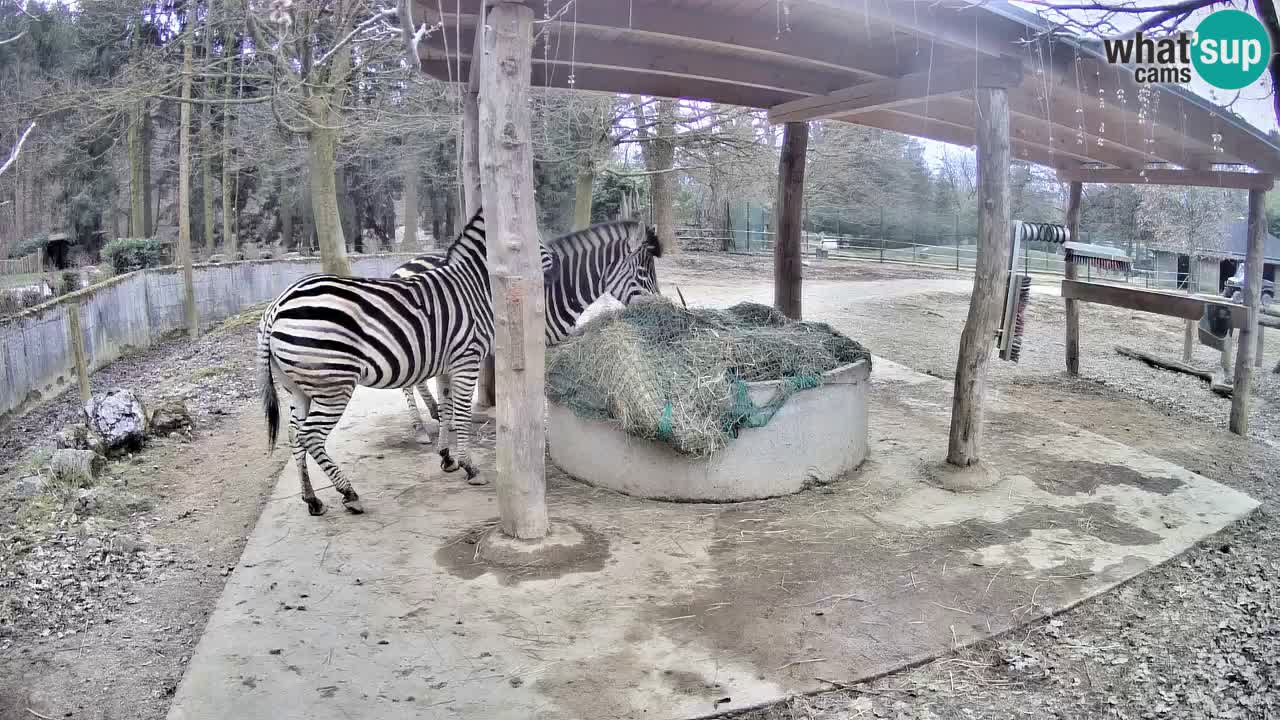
[7,232,50,259]
[101,238,164,273]
[0,287,48,317]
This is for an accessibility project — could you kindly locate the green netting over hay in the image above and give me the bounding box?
[546,298,872,457]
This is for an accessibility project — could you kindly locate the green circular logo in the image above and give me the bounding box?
[1192,9,1272,90]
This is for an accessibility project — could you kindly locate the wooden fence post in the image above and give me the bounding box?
[947,85,1012,467]
[479,1,548,540]
[1064,181,1082,375]
[1229,187,1267,434]
[774,121,808,320]
[67,303,91,403]
[462,3,497,411]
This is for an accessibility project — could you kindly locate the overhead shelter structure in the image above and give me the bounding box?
[406,0,1280,539]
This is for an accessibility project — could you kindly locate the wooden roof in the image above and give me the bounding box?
[412,0,1280,181]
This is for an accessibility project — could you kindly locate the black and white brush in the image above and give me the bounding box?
[1007,275,1032,363]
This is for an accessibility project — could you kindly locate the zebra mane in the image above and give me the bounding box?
[547,220,645,257]
[444,208,487,267]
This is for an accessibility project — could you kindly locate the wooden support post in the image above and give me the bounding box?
[1064,181,1082,375]
[1229,188,1266,435]
[67,303,91,403]
[947,87,1011,467]
[478,1,548,540]
[461,4,498,411]
[774,121,808,320]
[1256,326,1265,368]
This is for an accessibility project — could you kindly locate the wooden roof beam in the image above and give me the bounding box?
[768,57,1021,125]
[875,95,1153,170]
[1056,167,1275,190]
[416,3,932,82]
[848,108,1080,171]
[417,58,808,108]
[420,29,860,99]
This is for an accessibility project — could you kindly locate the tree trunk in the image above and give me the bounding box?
[128,104,148,237]
[1230,188,1267,435]
[142,111,153,237]
[637,98,678,254]
[177,23,199,339]
[201,7,215,256]
[443,188,456,242]
[1064,181,1082,374]
[402,155,419,249]
[947,87,1011,468]
[308,107,351,276]
[572,168,594,230]
[428,181,443,246]
[774,121,808,320]
[479,2,548,540]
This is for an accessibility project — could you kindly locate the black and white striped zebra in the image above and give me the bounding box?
[392,221,663,439]
[256,208,556,516]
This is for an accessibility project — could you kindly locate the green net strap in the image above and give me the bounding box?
[722,374,822,436]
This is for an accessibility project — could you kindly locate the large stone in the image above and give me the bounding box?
[84,389,148,456]
[150,398,193,435]
[14,475,45,499]
[51,449,107,488]
[56,423,108,456]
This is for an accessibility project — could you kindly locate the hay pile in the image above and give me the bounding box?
[546,298,871,457]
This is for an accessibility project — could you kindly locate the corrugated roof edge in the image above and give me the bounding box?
[980,0,1280,163]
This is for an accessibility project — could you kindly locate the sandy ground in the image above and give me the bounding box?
[1,253,1276,720]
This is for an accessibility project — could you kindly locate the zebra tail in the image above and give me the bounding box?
[257,315,280,453]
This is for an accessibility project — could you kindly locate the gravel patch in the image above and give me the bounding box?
[0,310,264,474]
[722,274,1280,720]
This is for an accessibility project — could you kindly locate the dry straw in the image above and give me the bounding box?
[546,298,870,457]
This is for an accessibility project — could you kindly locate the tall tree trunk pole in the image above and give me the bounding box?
[1063,180,1082,374]
[479,1,548,540]
[402,154,419,249]
[128,105,148,237]
[463,4,497,409]
[774,121,808,320]
[308,96,352,276]
[572,168,594,230]
[201,5,215,256]
[947,87,1012,467]
[1229,188,1267,435]
[177,23,199,339]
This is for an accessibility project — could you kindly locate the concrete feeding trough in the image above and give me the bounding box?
[548,358,871,502]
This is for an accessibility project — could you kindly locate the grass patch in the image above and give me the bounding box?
[191,365,233,381]
[212,304,268,334]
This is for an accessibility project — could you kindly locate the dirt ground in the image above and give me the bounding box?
[1,254,1277,720]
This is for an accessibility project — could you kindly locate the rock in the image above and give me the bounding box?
[149,399,192,435]
[56,423,108,456]
[14,475,45,499]
[75,488,99,515]
[84,389,147,456]
[51,449,107,487]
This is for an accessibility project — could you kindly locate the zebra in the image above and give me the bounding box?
[256,208,557,516]
[391,221,663,441]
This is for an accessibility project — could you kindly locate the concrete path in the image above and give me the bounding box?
[166,358,1256,720]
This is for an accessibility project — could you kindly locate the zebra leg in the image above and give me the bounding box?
[439,358,485,485]
[402,387,432,444]
[290,394,326,516]
[421,379,441,421]
[433,370,455,461]
[298,388,365,514]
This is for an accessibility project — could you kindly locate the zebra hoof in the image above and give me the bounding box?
[414,431,434,445]
[465,470,487,486]
[306,498,328,516]
[439,449,461,473]
[343,499,365,514]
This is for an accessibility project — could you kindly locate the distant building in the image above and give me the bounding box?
[1150,220,1280,293]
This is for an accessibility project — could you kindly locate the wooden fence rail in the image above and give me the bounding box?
[0,249,43,276]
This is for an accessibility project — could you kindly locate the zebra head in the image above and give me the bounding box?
[607,223,663,304]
